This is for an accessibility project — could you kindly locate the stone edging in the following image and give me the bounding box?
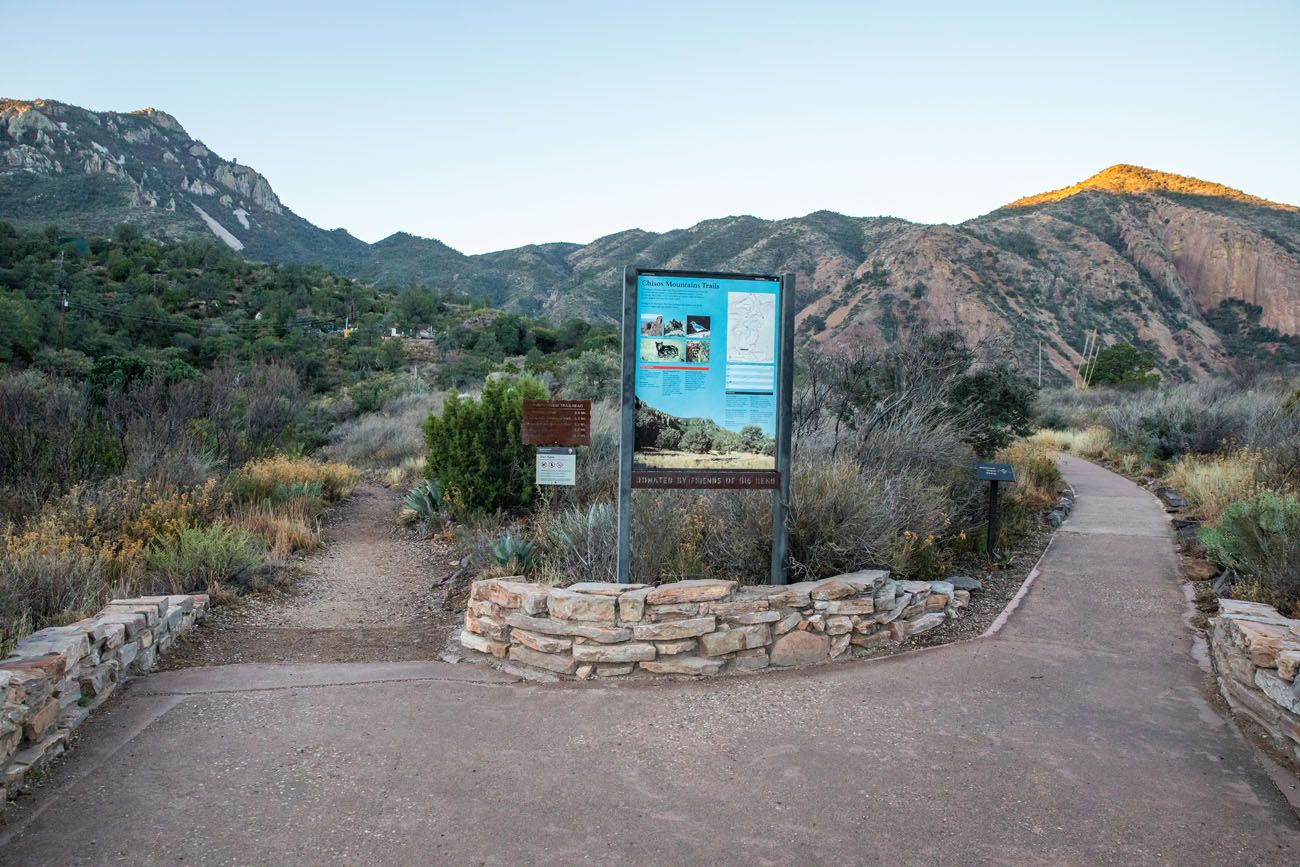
[1,594,209,806]
[1209,599,1300,762]
[457,572,975,680]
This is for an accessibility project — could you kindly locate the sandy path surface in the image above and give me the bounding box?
[163,481,462,666]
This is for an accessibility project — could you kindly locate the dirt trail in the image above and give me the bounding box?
[164,481,462,666]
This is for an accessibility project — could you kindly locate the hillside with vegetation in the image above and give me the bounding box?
[5,99,1299,384]
[0,222,617,652]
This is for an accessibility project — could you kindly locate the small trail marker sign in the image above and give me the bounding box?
[536,447,576,486]
[522,400,591,446]
[975,462,1016,482]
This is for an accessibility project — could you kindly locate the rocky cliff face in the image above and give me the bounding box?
[1,99,282,229]
[2,100,1297,380]
[0,98,369,267]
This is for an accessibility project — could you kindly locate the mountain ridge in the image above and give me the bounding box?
[3,98,1298,382]
[1004,163,1299,212]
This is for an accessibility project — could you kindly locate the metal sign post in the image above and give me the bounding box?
[616,267,794,584]
[616,268,638,585]
[770,273,795,585]
[975,462,1017,561]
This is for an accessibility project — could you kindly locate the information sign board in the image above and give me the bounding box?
[616,268,796,585]
[536,447,576,486]
[522,400,591,446]
[628,271,784,489]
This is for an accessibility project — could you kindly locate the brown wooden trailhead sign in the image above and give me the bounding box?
[522,399,591,446]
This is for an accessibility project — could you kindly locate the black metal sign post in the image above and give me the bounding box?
[986,479,1000,560]
[975,462,1017,562]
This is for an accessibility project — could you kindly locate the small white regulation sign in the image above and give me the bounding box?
[536,447,576,486]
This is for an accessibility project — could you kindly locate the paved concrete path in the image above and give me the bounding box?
[3,457,1298,865]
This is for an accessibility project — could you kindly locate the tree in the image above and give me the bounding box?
[656,427,682,450]
[949,364,1037,457]
[1082,343,1159,388]
[560,349,620,401]
[739,425,767,452]
[423,376,548,515]
[0,296,38,362]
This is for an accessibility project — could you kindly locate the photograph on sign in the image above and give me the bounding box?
[631,271,781,488]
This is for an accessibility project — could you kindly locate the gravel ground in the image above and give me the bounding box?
[898,522,1055,653]
[163,481,463,667]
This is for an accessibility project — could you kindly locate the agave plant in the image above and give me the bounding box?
[403,479,443,524]
[490,533,536,572]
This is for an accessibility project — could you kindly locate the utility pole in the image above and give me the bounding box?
[57,251,68,352]
[1037,339,1042,388]
[1077,332,1092,387]
[1081,329,1100,389]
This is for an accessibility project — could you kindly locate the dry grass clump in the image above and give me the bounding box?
[237,456,358,503]
[232,457,361,556]
[384,455,427,489]
[534,502,617,584]
[234,500,321,560]
[1030,426,1111,459]
[0,528,116,651]
[322,390,439,471]
[1164,450,1264,523]
[997,439,1063,509]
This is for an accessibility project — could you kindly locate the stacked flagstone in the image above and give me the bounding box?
[0,594,208,804]
[459,572,969,679]
[1210,599,1300,761]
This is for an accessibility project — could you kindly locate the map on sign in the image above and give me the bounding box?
[726,292,776,364]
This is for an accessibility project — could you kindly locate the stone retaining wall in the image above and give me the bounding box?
[1210,599,1300,761]
[458,572,970,679]
[1,594,208,804]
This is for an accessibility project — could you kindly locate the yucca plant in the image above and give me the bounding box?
[489,533,536,573]
[403,479,443,525]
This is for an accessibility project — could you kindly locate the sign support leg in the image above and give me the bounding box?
[769,274,795,585]
[986,479,1000,561]
[616,267,637,584]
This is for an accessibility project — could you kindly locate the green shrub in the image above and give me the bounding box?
[559,350,620,402]
[145,524,264,593]
[423,377,547,515]
[949,364,1037,457]
[1081,343,1159,388]
[1136,412,1191,460]
[1200,490,1300,614]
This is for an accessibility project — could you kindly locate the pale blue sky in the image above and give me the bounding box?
[5,1,1298,253]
